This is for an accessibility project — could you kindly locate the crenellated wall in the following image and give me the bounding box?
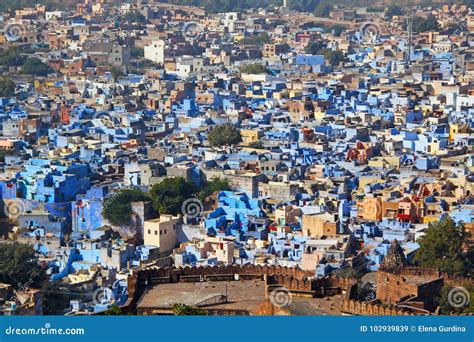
[125,264,326,311]
[341,299,415,316]
[123,265,468,314]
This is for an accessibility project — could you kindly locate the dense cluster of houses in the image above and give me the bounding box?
[0,1,472,315]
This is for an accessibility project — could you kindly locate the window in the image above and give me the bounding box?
[148,229,151,234]
[154,230,157,235]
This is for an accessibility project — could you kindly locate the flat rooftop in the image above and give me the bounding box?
[138,280,266,313]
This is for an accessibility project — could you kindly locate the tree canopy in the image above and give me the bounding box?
[237,33,271,46]
[21,57,53,76]
[102,305,124,315]
[198,178,231,202]
[0,77,15,98]
[305,41,344,67]
[123,11,147,24]
[239,63,269,74]
[413,16,440,33]
[110,66,124,82]
[103,188,151,226]
[314,2,332,17]
[437,284,474,315]
[326,25,346,37]
[385,6,403,18]
[42,281,81,314]
[0,243,43,288]
[172,303,207,315]
[413,217,472,276]
[0,47,26,67]
[208,123,242,147]
[150,177,198,215]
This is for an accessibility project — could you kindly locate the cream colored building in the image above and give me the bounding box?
[144,215,182,255]
[144,40,165,65]
[301,212,338,237]
[198,236,235,264]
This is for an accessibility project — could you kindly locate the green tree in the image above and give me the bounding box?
[305,40,327,55]
[103,189,151,226]
[42,281,82,315]
[237,33,271,46]
[323,49,344,67]
[0,243,43,288]
[414,217,471,276]
[314,2,332,17]
[326,25,346,37]
[414,16,440,33]
[110,66,124,82]
[248,141,265,149]
[0,47,26,67]
[385,6,403,18]
[437,284,474,314]
[0,149,11,162]
[130,47,144,58]
[103,305,123,315]
[0,77,15,98]
[150,177,197,215]
[198,178,231,202]
[288,0,319,12]
[172,303,207,315]
[462,0,474,10]
[305,41,344,67]
[123,11,147,24]
[21,57,52,76]
[208,123,242,147]
[239,63,269,74]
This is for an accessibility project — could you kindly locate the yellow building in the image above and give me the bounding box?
[241,129,263,145]
[302,212,338,237]
[368,157,400,169]
[449,123,470,142]
[359,175,384,190]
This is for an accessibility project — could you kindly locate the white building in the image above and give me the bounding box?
[144,40,165,65]
[175,56,203,78]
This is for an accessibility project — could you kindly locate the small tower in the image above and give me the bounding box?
[380,240,406,271]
